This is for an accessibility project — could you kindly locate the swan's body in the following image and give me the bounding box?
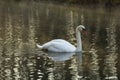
[37,39,76,52]
[37,25,86,52]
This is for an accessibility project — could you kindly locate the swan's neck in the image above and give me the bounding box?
[76,29,82,52]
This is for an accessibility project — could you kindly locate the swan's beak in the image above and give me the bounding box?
[82,29,88,36]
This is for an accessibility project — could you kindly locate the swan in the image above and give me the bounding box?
[37,25,86,52]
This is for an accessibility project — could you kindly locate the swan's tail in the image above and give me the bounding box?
[36,44,43,49]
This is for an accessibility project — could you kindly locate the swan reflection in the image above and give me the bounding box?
[44,52,75,61]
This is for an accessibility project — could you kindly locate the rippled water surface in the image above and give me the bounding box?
[0,2,120,80]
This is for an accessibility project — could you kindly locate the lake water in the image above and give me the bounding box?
[0,2,120,80]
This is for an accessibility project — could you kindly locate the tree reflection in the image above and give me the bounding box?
[0,1,119,80]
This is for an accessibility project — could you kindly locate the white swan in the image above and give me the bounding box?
[37,25,86,52]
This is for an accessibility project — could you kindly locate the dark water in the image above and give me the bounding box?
[0,2,120,80]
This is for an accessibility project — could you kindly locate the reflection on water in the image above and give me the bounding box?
[0,1,120,80]
[45,52,75,61]
[103,21,118,80]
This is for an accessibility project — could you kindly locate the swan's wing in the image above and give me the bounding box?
[51,39,66,42]
[51,39,73,45]
[42,40,76,52]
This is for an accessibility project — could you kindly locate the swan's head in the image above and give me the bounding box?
[76,25,87,35]
[76,25,86,31]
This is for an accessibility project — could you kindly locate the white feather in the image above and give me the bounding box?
[37,25,85,52]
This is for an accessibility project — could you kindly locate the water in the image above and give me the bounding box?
[0,2,120,80]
